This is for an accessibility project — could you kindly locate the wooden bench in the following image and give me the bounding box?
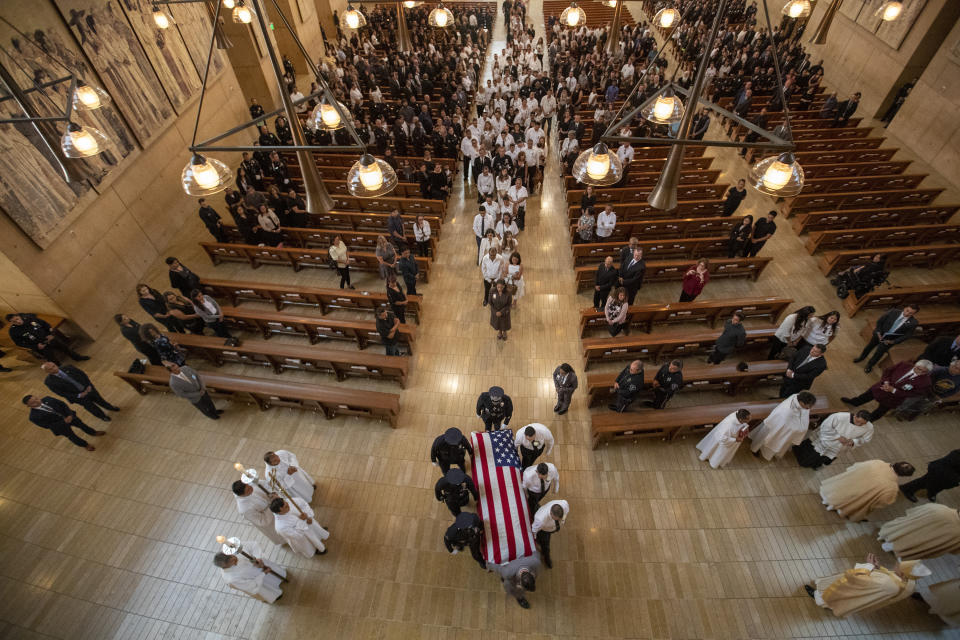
[563,169,722,191]
[801,174,928,195]
[574,257,772,291]
[817,244,960,276]
[804,160,912,180]
[794,147,898,166]
[582,327,777,369]
[115,365,401,427]
[566,183,727,206]
[289,210,443,236]
[579,297,792,337]
[200,242,431,281]
[791,205,959,235]
[216,306,416,352]
[567,199,726,221]
[200,278,424,323]
[590,397,832,448]
[572,236,730,265]
[804,224,960,254]
[792,137,885,154]
[586,360,789,406]
[222,224,439,259]
[786,188,944,216]
[569,216,737,243]
[567,156,714,177]
[844,284,960,317]
[165,332,411,384]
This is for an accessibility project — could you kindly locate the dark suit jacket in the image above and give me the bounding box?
[620,256,646,288]
[595,264,619,289]
[618,245,636,267]
[869,361,932,408]
[920,336,960,367]
[873,308,918,345]
[44,366,94,403]
[714,320,746,354]
[28,396,76,431]
[926,449,960,491]
[782,347,827,394]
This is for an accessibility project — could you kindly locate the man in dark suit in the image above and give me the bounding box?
[41,362,119,421]
[854,305,919,373]
[618,237,639,267]
[6,313,88,364]
[920,334,960,367]
[832,92,861,127]
[900,448,960,503]
[619,248,646,305]
[708,311,747,364]
[779,344,827,398]
[593,257,618,311]
[22,394,105,451]
[842,359,933,421]
[167,361,222,419]
[197,198,226,241]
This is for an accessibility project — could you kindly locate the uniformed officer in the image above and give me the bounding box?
[476,386,514,431]
[646,359,684,409]
[609,360,644,412]
[443,511,486,570]
[434,469,479,516]
[6,313,88,364]
[430,427,471,473]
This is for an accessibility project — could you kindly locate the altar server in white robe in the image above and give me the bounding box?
[232,480,284,545]
[264,450,315,502]
[696,409,751,469]
[804,554,929,617]
[792,410,874,469]
[749,391,816,460]
[214,540,287,603]
[270,496,330,557]
[878,503,960,560]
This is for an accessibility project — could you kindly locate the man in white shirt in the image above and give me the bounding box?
[474,199,498,254]
[525,122,545,149]
[480,248,504,306]
[793,410,874,469]
[214,540,287,603]
[491,108,508,134]
[616,142,634,168]
[532,500,568,569]
[476,166,495,204]
[596,205,617,240]
[264,450,315,503]
[495,131,515,151]
[560,131,579,172]
[522,462,559,517]
[270,496,330,557]
[232,480,284,545]
[540,89,557,134]
[514,423,554,470]
[460,136,479,183]
[621,58,635,84]
[507,178,529,230]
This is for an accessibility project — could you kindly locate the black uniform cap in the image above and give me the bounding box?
[443,427,463,445]
[445,468,466,485]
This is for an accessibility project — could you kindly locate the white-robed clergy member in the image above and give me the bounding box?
[214,540,287,603]
[820,460,916,521]
[792,410,874,469]
[804,553,930,617]
[696,409,751,469]
[748,391,816,461]
[270,496,330,557]
[926,578,960,627]
[878,503,960,560]
[232,480,284,545]
[264,450,315,503]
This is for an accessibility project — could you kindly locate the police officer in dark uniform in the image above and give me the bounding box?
[443,511,486,569]
[609,360,644,412]
[646,360,684,409]
[430,427,471,474]
[434,469,479,516]
[6,314,87,364]
[476,386,514,431]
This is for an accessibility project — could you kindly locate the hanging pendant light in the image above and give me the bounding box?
[653,5,680,29]
[877,1,903,21]
[601,0,618,7]
[429,3,454,27]
[342,5,367,29]
[347,154,399,197]
[641,88,684,124]
[181,153,232,196]
[560,2,586,28]
[152,5,174,29]
[402,0,421,7]
[61,122,109,158]
[572,143,623,186]
[310,96,351,131]
[749,152,805,197]
[222,0,236,7]
[233,0,254,24]
[72,81,111,111]
[781,0,811,18]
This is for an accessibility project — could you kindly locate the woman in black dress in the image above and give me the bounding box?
[722,179,748,216]
[137,284,184,333]
[114,314,162,365]
[488,279,513,341]
[728,215,754,258]
[385,275,407,324]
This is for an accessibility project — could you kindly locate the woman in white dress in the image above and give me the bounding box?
[802,310,840,349]
[506,253,525,308]
[497,213,519,238]
[477,229,501,266]
[500,232,518,264]
[696,409,751,469]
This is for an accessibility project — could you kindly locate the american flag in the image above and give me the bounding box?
[470,429,536,565]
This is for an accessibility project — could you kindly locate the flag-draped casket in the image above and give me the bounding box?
[470,429,536,565]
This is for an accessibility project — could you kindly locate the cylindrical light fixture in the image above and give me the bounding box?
[181,153,231,196]
[222,0,236,7]
[572,143,623,186]
[653,6,680,29]
[341,5,367,29]
[877,1,903,21]
[429,3,454,27]
[310,96,351,131]
[347,154,399,197]
[782,0,811,18]
[601,0,618,7]
[749,152,805,197]
[152,5,174,29]
[233,0,254,23]
[402,0,421,7]
[560,2,586,27]
[61,123,108,158]
[642,88,684,124]
[72,81,111,111]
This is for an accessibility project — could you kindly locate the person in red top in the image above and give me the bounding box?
[680,258,710,302]
[841,359,933,421]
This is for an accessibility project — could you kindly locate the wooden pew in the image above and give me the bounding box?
[792,137,885,154]
[115,365,401,427]
[200,278,423,323]
[794,147,898,166]
[818,244,960,276]
[328,194,446,216]
[591,156,714,174]
[579,297,792,337]
[567,199,726,221]
[572,236,730,265]
[297,210,443,236]
[563,169,722,191]
[574,257,772,291]
[582,327,777,369]
[590,397,832,448]
[791,205,959,235]
[222,224,439,259]
[569,216,737,243]
[804,224,960,254]
[844,284,960,317]
[803,160,912,180]
[165,332,411,383]
[216,306,416,352]
[566,183,727,206]
[801,174,927,195]
[786,188,944,216]
[586,360,789,406]
[200,242,431,282]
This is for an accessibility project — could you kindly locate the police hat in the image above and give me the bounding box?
[445,468,466,485]
[443,427,463,445]
[488,386,504,399]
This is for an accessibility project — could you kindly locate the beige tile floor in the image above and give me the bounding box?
[0,1,958,638]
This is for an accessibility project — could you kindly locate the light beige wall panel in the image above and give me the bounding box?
[49,244,137,336]
[102,214,159,279]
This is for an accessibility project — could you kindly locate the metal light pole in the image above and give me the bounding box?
[396,2,413,52]
[808,0,843,45]
[606,0,624,55]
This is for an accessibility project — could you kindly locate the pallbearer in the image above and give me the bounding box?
[430,428,471,474]
[435,468,479,516]
[444,512,487,570]
[514,423,554,470]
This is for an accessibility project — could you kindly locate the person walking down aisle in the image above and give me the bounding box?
[804,554,929,617]
[270,496,330,557]
[489,279,513,341]
[552,363,578,415]
[214,540,287,603]
[431,428,471,474]
[878,503,960,560]
[900,449,960,503]
[820,460,915,521]
[264,450,315,503]
[696,409,751,469]
[532,500,568,569]
[476,386,513,432]
[748,391,816,461]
